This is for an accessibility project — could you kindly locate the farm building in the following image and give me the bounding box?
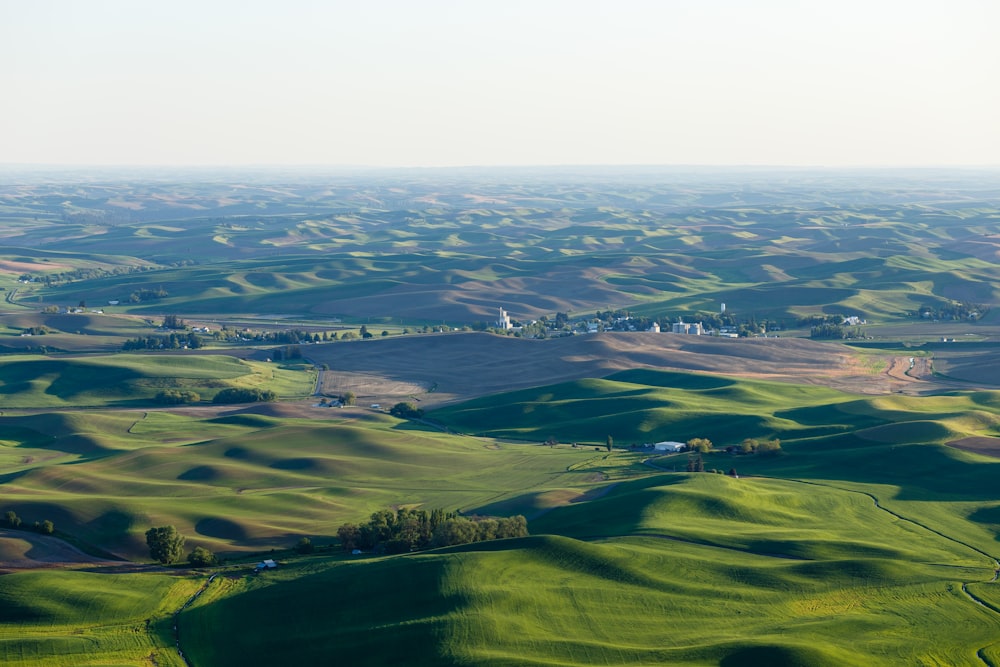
[671,320,704,335]
[654,441,686,452]
[255,559,278,572]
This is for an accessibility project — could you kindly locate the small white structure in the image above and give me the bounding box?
[654,441,686,452]
[649,322,661,333]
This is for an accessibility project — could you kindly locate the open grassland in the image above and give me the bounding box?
[178,475,1000,667]
[0,353,314,408]
[0,569,200,667]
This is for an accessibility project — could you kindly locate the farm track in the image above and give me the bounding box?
[778,477,1000,665]
[174,573,215,667]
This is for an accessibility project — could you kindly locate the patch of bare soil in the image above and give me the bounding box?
[304,332,908,408]
[0,529,123,573]
[948,437,1000,459]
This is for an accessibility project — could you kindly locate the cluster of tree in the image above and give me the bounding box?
[20,326,52,335]
[337,508,528,555]
[916,301,989,321]
[155,389,200,405]
[212,387,277,404]
[4,510,55,535]
[212,327,335,345]
[389,402,423,419]
[686,452,705,472]
[686,437,713,453]
[20,264,152,287]
[161,314,185,329]
[796,314,843,327]
[809,324,864,340]
[730,438,782,457]
[122,332,202,350]
[129,287,169,303]
[145,525,218,567]
[271,345,302,361]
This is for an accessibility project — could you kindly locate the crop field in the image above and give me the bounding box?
[1,169,999,665]
[0,569,200,667]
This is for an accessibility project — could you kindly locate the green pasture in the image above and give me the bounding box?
[431,368,1000,446]
[0,569,200,667]
[0,409,613,558]
[179,475,1000,666]
[0,353,314,408]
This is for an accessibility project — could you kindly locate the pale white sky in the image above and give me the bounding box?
[1,0,998,167]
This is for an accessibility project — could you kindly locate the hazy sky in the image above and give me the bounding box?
[2,0,998,167]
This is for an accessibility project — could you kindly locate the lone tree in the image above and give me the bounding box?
[146,526,186,565]
[296,537,315,554]
[389,402,423,419]
[606,435,614,452]
[188,546,217,567]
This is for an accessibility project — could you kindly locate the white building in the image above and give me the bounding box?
[671,320,704,335]
[654,441,686,452]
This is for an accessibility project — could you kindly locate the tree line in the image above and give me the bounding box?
[122,332,203,350]
[337,508,528,555]
[3,509,55,535]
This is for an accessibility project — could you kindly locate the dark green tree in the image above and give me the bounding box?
[188,546,217,567]
[4,510,21,528]
[389,402,423,419]
[145,526,185,565]
[606,435,614,452]
[296,537,315,554]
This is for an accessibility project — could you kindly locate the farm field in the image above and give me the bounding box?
[0,168,999,665]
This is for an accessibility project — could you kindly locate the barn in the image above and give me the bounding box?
[654,441,686,452]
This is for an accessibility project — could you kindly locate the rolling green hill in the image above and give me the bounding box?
[2,170,1000,666]
[176,475,999,667]
[0,353,313,408]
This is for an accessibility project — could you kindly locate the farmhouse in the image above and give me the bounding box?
[654,441,686,452]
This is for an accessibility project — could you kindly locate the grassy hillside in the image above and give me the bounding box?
[179,475,1000,667]
[0,353,313,408]
[2,366,1000,664]
[0,408,609,558]
[430,368,1000,445]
